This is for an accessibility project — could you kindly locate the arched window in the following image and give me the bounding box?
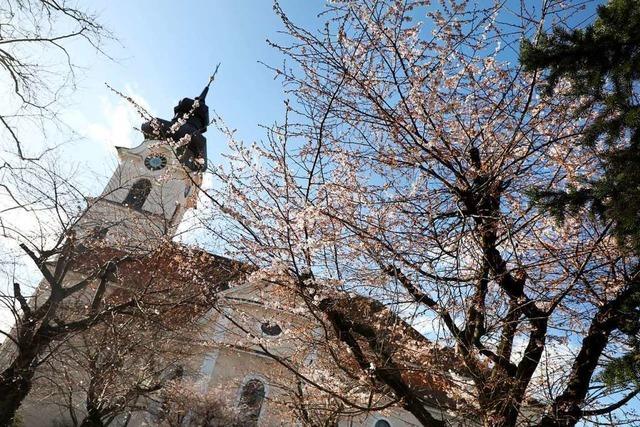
[122,179,151,211]
[238,378,265,425]
[374,420,391,427]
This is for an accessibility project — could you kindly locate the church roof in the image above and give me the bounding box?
[68,241,471,414]
[68,242,251,324]
[321,294,471,411]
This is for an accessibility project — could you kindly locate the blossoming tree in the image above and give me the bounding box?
[195,1,639,425]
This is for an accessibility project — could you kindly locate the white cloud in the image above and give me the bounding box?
[83,84,154,153]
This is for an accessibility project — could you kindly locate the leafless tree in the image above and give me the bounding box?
[0,0,111,160]
[0,152,213,425]
[34,305,205,427]
[156,380,248,427]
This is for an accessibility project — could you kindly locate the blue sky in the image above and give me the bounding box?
[20,0,601,194]
[54,0,323,192]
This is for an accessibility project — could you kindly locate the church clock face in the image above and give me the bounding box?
[144,154,167,171]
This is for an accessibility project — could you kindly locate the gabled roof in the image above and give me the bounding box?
[68,241,470,413]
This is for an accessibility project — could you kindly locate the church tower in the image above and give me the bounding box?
[76,85,211,251]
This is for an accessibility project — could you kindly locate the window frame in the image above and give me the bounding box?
[235,374,269,425]
[122,178,152,211]
[372,417,392,427]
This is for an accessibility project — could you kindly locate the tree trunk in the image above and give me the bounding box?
[0,324,55,426]
[79,412,105,427]
[80,383,106,427]
[478,382,521,427]
[482,407,520,427]
[0,363,37,427]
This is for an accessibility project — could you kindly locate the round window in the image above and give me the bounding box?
[260,321,282,336]
[374,420,391,427]
[144,154,167,171]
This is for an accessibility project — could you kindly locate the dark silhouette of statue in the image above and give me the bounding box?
[141,85,210,172]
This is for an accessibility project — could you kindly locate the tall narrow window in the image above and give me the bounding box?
[123,179,151,211]
[238,378,265,425]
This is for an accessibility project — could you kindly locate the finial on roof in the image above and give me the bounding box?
[197,64,220,103]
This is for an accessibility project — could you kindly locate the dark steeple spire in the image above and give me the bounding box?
[198,84,209,102]
[140,80,212,172]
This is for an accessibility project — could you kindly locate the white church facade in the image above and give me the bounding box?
[8,86,460,427]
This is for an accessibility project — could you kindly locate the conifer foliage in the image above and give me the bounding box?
[521,0,640,251]
[522,0,640,403]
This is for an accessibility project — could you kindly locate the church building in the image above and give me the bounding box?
[10,86,462,427]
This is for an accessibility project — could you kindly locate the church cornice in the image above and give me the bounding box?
[85,196,168,220]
